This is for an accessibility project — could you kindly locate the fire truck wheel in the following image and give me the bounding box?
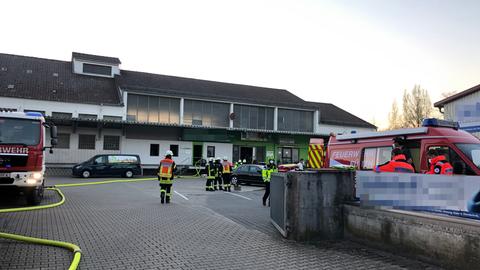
[82,170,91,178]
[25,184,44,206]
[124,170,133,178]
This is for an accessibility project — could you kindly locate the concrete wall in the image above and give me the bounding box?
[0,96,124,119]
[344,205,480,269]
[46,127,122,165]
[271,170,355,241]
[202,142,232,161]
[123,139,193,166]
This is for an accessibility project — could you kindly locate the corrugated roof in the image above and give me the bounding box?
[0,53,122,106]
[307,102,376,129]
[118,70,315,109]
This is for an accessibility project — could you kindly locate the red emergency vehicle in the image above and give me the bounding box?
[326,119,480,175]
[0,111,57,205]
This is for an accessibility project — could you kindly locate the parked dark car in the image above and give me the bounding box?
[231,164,266,185]
[72,154,142,178]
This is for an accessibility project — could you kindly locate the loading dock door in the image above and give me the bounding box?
[240,147,253,164]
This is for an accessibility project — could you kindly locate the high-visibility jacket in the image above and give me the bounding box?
[426,155,453,175]
[207,163,216,179]
[262,168,271,182]
[158,158,176,184]
[222,161,232,174]
[375,154,414,173]
[262,165,277,183]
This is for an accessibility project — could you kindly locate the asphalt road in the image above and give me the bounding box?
[0,176,441,270]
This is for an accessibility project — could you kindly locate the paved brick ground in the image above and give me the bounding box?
[0,177,442,270]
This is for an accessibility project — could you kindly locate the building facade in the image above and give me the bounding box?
[435,84,480,138]
[0,52,376,169]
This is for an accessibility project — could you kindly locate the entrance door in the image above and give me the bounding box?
[240,147,253,164]
[256,146,266,163]
[193,145,203,165]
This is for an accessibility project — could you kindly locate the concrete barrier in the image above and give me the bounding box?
[344,204,480,269]
[270,170,355,241]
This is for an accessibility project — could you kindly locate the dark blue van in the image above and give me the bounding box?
[72,154,142,178]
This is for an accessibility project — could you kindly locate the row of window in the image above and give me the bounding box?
[149,144,179,157]
[57,134,120,150]
[21,110,122,121]
[126,94,314,132]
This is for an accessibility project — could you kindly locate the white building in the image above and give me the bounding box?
[0,52,376,171]
[435,84,480,138]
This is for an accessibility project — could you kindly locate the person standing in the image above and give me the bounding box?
[214,157,223,190]
[262,159,277,206]
[426,149,453,175]
[158,150,176,204]
[297,159,305,171]
[221,157,233,192]
[205,158,216,191]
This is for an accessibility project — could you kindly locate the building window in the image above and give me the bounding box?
[183,99,230,127]
[78,134,96,150]
[0,108,17,112]
[150,144,159,156]
[103,115,122,121]
[56,134,70,149]
[24,110,45,116]
[103,135,120,150]
[207,146,215,158]
[170,145,179,157]
[83,63,112,76]
[233,105,274,130]
[127,94,180,124]
[277,109,313,132]
[52,112,72,119]
[78,114,97,120]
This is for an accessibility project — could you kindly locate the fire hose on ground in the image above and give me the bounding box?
[0,177,157,270]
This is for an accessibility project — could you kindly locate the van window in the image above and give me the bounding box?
[108,155,138,164]
[428,145,476,175]
[456,144,480,170]
[94,156,107,164]
[361,147,392,170]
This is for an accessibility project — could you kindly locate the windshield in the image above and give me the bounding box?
[0,118,41,146]
[456,143,480,169]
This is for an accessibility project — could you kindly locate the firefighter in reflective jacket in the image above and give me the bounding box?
[214,158,223,190]
[375,148,415,173]
[426,149,453,175]
[206,158,216,191]
[158,150,177,204]
[262,159,277,206]
[222,157,233,192]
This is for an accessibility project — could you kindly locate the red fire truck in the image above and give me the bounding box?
[326,119,480,175]
[0,111,57,205]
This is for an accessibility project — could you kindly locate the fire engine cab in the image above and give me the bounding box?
[326,118,480,175]
[0,111,57,205]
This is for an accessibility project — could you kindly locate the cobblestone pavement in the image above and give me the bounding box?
[0,177,442,270]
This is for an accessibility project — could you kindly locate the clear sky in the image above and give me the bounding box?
[2,0,480,129]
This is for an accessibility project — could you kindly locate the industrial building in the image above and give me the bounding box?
[435,83,480,138]
[0,52,375,170]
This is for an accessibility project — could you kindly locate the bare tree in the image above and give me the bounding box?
[388,100,402,130]
[402,85,433,128]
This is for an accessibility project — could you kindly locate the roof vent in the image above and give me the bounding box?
[53,72,59,77]
[26,69,33,74]
[7,84,14,89]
